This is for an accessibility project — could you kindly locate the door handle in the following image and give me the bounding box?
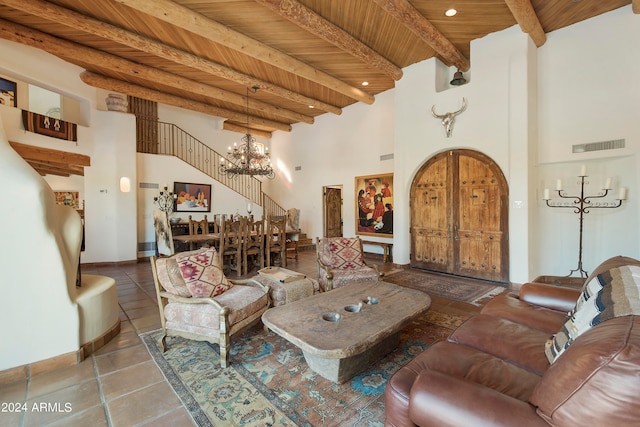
[453,224,459,240]
[447,223,451,240]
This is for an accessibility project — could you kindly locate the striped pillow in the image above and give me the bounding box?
[545,264,640,363]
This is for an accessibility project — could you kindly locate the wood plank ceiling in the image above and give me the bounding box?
[0,0,635,138]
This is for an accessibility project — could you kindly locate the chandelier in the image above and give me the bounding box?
[220,86,275,179]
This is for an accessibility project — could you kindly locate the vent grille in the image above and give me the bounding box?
[573,139,625,153]
[138,241,155,251]
[139,182,159,189]
[380,153,394,161]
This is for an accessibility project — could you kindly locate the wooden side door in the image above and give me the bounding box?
[411,150,509,283]
[324,186,343,238]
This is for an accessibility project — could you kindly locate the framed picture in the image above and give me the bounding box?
[355,173,394,237]
[174,182,211,212]
[54,191,80,209]
[0,77,17,107]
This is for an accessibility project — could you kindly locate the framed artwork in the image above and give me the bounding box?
[0,77,17,107]
[174,181,212,212]
[54,191,80,209]
[355,173,394,237]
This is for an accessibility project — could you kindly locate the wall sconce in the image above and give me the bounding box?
[119,176,131,193]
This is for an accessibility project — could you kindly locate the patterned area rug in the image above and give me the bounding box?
[142,309,464,426]
[384,269,505,306]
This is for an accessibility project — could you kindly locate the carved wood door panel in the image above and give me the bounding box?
[411,150,509,283]
[411,152,453,273]
[324,187,343,238]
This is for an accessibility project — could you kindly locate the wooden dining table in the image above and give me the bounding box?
[172,233,222,251]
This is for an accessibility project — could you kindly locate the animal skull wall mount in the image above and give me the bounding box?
[431,98,467,138]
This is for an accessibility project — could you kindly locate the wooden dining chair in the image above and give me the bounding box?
[219,215,244,277]
[188,215,209,235]
[266,215,287,267]
[243,216,264,275]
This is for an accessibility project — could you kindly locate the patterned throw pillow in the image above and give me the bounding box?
[176,248,231,298]
[545,264,640,363]
[319,238,365,269]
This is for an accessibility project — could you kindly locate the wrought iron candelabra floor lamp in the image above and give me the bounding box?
[154,185,176,214]
[543,165,627,278]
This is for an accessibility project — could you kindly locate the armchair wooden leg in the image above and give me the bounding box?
[159,334,167,352]
[220,343,229,368]
[219,307,230,368]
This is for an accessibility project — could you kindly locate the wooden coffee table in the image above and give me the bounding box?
[261,280,431,383]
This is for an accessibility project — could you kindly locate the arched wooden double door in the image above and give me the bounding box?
[410,150,509,283]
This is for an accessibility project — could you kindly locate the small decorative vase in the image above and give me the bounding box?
[105,93,128,112]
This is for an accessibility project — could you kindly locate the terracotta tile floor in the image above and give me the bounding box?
[0,249,484,426]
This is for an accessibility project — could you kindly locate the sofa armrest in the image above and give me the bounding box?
[409,371,548,427]
[519,282,580,313]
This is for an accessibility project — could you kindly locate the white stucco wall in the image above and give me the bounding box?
[535,6,639,276]
[0,39,138,264]
[0,116,82,370]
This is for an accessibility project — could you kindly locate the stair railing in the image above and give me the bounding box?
[136,118,285,217]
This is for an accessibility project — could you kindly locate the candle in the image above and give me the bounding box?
[619,187,628,200]
[543,188,550,200]
[605,177,612,190]
[556,179,562,191]
[580,164,587,176]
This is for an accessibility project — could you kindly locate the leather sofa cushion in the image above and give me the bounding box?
[449,314,550,375]
[481,291,569,334]
[385,340,542,427]
[409,370,548,427]
[531,316,640,427]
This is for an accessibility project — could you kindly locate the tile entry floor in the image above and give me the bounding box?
[1,249,485,426]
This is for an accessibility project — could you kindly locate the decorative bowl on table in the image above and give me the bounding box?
[169,217,182,225]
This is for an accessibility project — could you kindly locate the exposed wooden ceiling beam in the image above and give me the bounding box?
[113,0,375,104]
[10,141,90,166]
[10,141,90,177]
[28,162,70,176]
[0,0,342,116]
[371,0,470,72]
[504,0,547,47]
[0,19,313,126]
[26,160,85,177]
[633,0,639,14]
[255,0,403,81]
[222,122,272,140]
[80,71,293,133]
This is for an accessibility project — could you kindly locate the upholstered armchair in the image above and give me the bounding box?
[150,247,270,368]
[316,237,383,291]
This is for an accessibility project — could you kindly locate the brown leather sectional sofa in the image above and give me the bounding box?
[384,256,640,426]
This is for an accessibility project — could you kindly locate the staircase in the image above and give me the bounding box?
[136,118,285,217]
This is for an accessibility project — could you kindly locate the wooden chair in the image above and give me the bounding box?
[150,248,270,368]
[188,215,209,235]
[285,209,301,262]
[243,216,264,275]
[219,215,244,277]
[316,236,382,291]
[266,215,287,267]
